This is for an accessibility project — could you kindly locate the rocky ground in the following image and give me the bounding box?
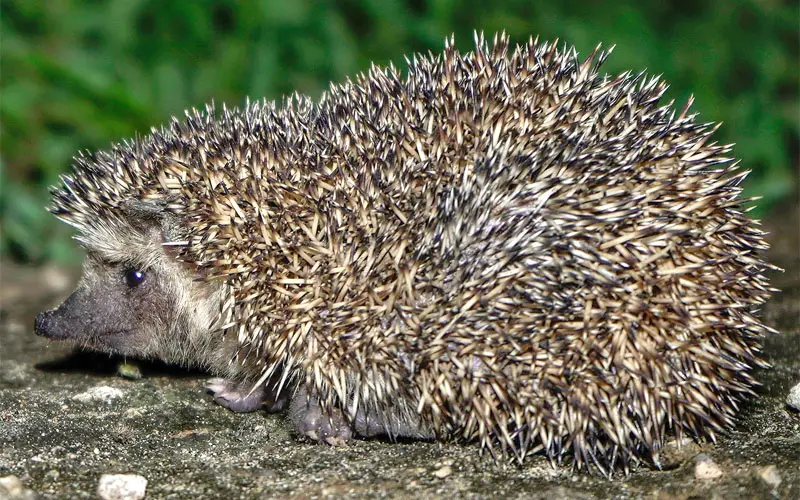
[1,202,798,499]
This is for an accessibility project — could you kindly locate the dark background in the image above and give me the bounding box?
[1,0,798,263]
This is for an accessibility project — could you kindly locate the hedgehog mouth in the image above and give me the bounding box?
[34,312,141,358]
[71,330,138,357]
[36,326,133,357]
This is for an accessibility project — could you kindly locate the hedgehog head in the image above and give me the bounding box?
[35,190,233,373]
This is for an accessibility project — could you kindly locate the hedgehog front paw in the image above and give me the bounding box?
[206,378,266,412]
[289,386,353,445]
[206,377,289,413]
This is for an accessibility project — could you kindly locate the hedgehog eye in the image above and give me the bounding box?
[124,269,146,288]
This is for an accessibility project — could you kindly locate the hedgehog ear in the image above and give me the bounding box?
[121,199,184,242]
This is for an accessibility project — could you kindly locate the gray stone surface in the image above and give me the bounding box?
[1,203,798,499]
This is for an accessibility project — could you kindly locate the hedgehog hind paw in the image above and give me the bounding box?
[205,377,277,413]
[289,386,353,445]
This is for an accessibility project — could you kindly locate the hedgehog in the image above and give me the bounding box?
[34,33,776,474]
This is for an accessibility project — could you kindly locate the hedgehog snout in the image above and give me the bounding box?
[33,309,56,338]
[34,292,86,341]
[34,307,73,340]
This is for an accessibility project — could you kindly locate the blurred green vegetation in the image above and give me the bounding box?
[1,0,798,263]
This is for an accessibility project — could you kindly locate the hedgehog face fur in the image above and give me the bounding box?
[36,201,231,369]
[35,33,776,474]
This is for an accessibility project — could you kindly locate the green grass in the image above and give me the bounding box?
[1,0,797,263]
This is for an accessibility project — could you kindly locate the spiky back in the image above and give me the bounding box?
[52,33,774,472]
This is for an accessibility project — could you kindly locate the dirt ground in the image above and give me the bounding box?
[1,201,798,499]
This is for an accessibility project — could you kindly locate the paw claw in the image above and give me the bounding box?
[204,378,228,393]
[205,378,266,413]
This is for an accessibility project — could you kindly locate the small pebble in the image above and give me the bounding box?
[0,475,36,500]
[757,465,781,489]
[432,465,453,478]
[0,476,24,494]
[72,386,124,404]
[694,454,723,480]
[97,474,147,500]
[786,382,800,411]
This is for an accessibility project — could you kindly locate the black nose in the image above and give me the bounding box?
[34,310,53,337]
